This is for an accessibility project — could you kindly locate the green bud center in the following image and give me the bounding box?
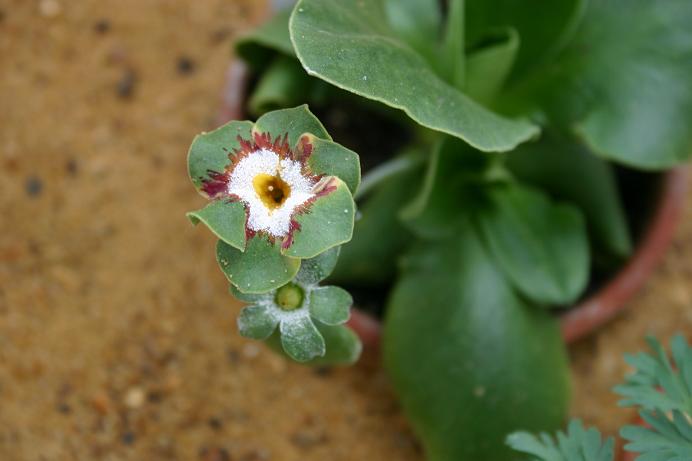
[275,283,304,311]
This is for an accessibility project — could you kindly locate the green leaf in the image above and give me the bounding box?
[187,200,247,251]
[511,0,692,169]
[248,55,313,116]
[442,0,465,89]
[237,304,279,340]
[309,286,352,325]
[506,133,631,260]
[507,419,615,461]
[615,335,692,415]
[290,0,540,152]
[265,322,362,366]
[216,237,300,294]
[302,135,361,195]
[621,410,692,461]
[294,246,340,285]
[236,9,295,72]
[253,104,330,148]
[400,136,492,240]
[384,0,441,68]
[466,0,585,81]
[282,178,355,259]
[477,183,589,306]
[279,316,325,362]
[188,120,254,192]
[383,220,570,461]
[465,28,519,105]
[329,160,419,286]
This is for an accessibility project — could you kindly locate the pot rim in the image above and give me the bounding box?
[217,60,688,348]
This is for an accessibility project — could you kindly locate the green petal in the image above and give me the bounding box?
[253,105,330,148]
[309,286,352,325]
[188,120,253,192]
[295,246,341,285]
[237,304,279,340]
[216,236,300,294]
[279,316,326,362]
[187,200,247,251]
[302,134,361,195]
[264,322,362,366]
[283,178,355,259]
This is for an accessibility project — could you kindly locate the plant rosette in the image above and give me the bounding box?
[187,105,360,295]
[230,246,362,364]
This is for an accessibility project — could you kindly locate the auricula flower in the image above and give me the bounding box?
[187,106,360,294]
[231,247,362,363]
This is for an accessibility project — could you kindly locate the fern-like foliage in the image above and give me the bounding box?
[506,419,615,461]
[620,410,692,461]
[614,334,692,414]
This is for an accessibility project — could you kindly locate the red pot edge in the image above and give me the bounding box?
[216,61,689,349]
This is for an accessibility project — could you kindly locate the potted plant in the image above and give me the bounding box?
[508,334,692,461]
[187,1,692,459]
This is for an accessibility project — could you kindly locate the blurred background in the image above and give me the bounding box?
[0,1,690,460]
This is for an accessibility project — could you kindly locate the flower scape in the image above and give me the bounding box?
[187,106,362,363]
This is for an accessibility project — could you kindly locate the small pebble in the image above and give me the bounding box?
[56,402,71,414]
[25,176,43,197]
[39,0,61,17]
[94,18,110,34]
[124,387,145,408]
[65,158,78,176]
[116,69,137,99]
[121,431,136,445]
[208,416,223,430]
[176,56,196,76]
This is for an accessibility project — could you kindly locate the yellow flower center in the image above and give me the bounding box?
[252,173,291,210]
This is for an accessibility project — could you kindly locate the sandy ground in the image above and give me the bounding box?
[0,1,689,460]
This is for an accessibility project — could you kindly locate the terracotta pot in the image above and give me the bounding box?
[216,61,689,349]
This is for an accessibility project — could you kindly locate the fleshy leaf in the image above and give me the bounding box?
[279,316,325,362]
[237,304,279,340]
[383,219,570,460]
[282,178,355,259]
[476,183,589,306]
[506,133,631,260]
[187,200,247,251]
[301,134,361,195]
[401,137,492,240]
[217,237,300,294]
[509,0,692,169]
[265,322,361,366]
[309,286,351,325]
[466,0,585,81]
[253,105,330,148]
[384,0,442,71]
[465,28,519,105]
[294,246,341,285]
[290,0,540,152]
[188,120,254,192]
